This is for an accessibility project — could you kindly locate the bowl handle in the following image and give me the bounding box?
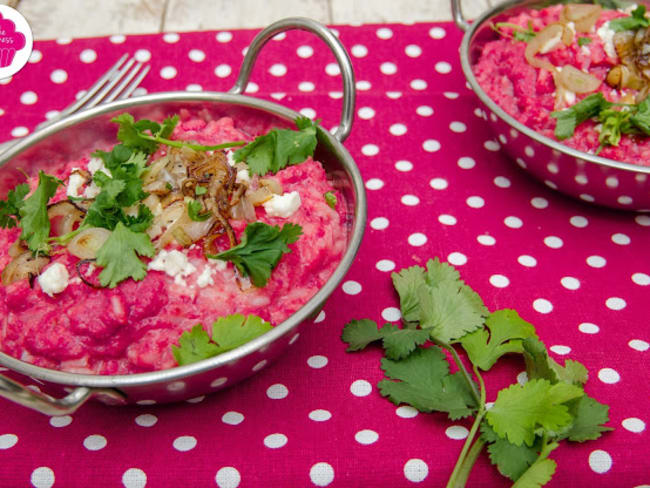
[229,17,356,143]
[0,373,125,415]
[451,0,470,31]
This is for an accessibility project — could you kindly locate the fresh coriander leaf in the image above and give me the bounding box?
[324,191,337,209]
[391,264,426,324]
[195,185,207,196]
[233,117,319,176]
[378,346,477,420]
[19,171,62,254]
[95,222,155,288]
[380,325,430,360]
[419,280,488,343]
[0,183,29,228]
[523,337,588,386]
[551,93,611,140]
[187,199,212,221]
[424,257,462,286]
[211,313,272,352]
[609,4,650,32]
[341,319,385,351]
[461,309,536,371]
[172,324,220,366]
[511,457,557,488]
[598,107,633,146]
[486,379,584,446]
[493,21,535,42]
[577,37,592,46]
[630,97,650,134]
[208,222,302,287]
[112,113,179,154]
[561,395,613,442]
[122,204,154,232]
[487,435,540,481]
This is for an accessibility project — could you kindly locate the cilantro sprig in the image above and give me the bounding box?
[0,183,29,229]
[207,222,302,287]
[342,258,611,488]
[492,21,536,42]
[172,314,273,366]
[609,4,650,32]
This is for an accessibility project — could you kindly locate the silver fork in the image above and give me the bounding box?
[0,53,150,154]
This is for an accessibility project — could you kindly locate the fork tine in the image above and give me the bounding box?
[58,53,129,118]
[104,62,145,103]
[118,64,150,100]
[80,57,137,111]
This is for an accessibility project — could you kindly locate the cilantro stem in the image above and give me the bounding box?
[435,340,481,406]
[452,437,486,488]
[139,133,246,152]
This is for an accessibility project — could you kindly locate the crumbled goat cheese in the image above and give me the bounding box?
[597,22,617,59]
[87,157,111,176]
[147,250,197,286]
[236,168,251,184]
[262,191,302,218]
[66,173,86,198]
[196,260,227,288]
[38,262,70,297]
[226,150,236,167]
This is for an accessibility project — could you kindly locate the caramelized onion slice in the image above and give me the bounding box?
[525,23,564,71]
[259,178,283,195]
[47,201,85,236]
[562,4,601,33]
[557,65,601,93]
[1,252,49,286]
[67,227,111,259]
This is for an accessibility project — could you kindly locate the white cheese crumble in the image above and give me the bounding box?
[87,157,111,176]
[226,150,236,167]
[38,262,69,297]
[597,21,617,59]
[66,173,86,198]
[147,249,197,286]
[236,168,251,184]
[196,260,227,288]
[262,191,301,218]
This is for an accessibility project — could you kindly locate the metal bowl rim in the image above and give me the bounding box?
[0,91,367,389]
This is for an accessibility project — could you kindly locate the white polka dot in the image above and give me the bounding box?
[382,307,401,322]
[20,91,37,105]
[79,49,97,63]
[531,197,549,209]
[186,84,202,92]
[380,62,398,75]
[450,121,467,133]
[386,90,402,99]
[395,160,413,172]
[251,359,268,372]
[29,50,42,63]
[550,345,571,355]
[160,66,177,79]
[307,355,328,369]
[494,176,511,188]
[587,256,606,268]
[49,415,72,428]
[355,429,379,445]
[350,380,372,397]
[351,44,368,57]
[544,236,563,249]
[296,45,313,58]
[173,435,197,451]
[186,396,205,404]
[635,215,650,226]
[489,274,509,288]
[370,217,389,230]
[408,233,427,247]
[518,255,537,267]
[50,69,68,84]
[439,214,457,226]
[322,63,339,77]
[211,377,228,388]
[326,91,341,100]
[216,31,233,43]
[629,339,649,351]
[362,144,380,156]
[390,123,408,136]
[477,235,496,246]
[314,311,326,323]
[163,32,180,43]
[622,418,646,433]
[377,27,393,39]
[445,425,469,440]
[533,298,553,314]
[416,105,433,117]
[132,87,147,96]
[83,434,107,451]
[31,467,55,488]
[136,400,156,406]
[310,462,334,487]
[135,414,157,427]
[222,411,244,425]
[396,406,419,418]
[567,216,588,228]
[484,140,500,151]
[612,233,630,245]
[404,459,429,482]
[356,80,372,90]
[269,63,287,76]
[215,467,241,488]
[11,126,28,137]
[561,277,580,290]
[299,108,316,120]
[430,178,448,190]
[589,450,612,474]
[444,91,460,99]
[214,64,232,78]
[134,49,151,63]
[606,297,626,310]
[423,139,441,152]
[309,409,332,421]
[466,196,485,208]
[579,322,600,334]
[631,272,649,285]
[273,32,287,41]
[264,433,288,449]
[187,49,205,62]
[267,383,288,399]
[429,27,447,39]
[504,216,523,229]
[435,61,452,74]
[458,157,475,169]
[245,82,259,94]
[404,45,422,58]
[358,107,375,119]
[598,368,620,384]
[110,34,126,44]
[0,434,17,449]
[375,259,396,273]
[401,194,420,206]
[410,79,427,90]
[447,252,467,266]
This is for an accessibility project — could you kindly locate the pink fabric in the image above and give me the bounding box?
[0,23,648,488]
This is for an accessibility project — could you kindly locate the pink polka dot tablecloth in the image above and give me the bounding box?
[0,22,649,488]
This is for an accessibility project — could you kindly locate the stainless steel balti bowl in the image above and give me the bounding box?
[0,18,366,415]
[453,0,650,211]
